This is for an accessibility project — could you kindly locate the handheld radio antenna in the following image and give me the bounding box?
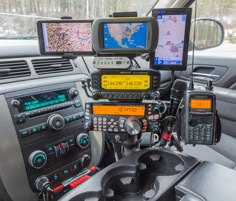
[189,0,198,90]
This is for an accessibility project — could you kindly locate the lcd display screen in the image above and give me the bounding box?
[93,105,145,116]
[150,8,192,70]
[41,21,93,53]
[103,23,147,49]
[190,99,212,110]
[101,74,150,90]
[154,14,187,65]
[18,90,70,112]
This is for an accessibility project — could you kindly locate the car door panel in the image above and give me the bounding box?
[176,55,236,165]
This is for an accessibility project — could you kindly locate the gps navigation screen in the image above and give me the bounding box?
[103,23,147,49]
[154,14,187,65]
[41,22,92,52]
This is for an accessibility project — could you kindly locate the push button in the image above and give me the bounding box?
[15,114,26,124]
[40,124,47,131]
[31,127,39,134]
[19,129,30,138]
[64,116,71,123]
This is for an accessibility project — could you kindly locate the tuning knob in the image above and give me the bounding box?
[81,154,91,168]
[69,87,79,98]
[152,105,160,114]
[125,117,142,136]
[76,133,90,149]
[47,114,65,131]
[28,150,47,169]
[11,99,20,107]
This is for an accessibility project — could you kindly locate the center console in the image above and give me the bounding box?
[58,148,200,201]
[5,82,91,192]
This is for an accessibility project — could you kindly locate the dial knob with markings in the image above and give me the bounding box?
[28,150,47,169]
[11,99,20,107]
[76,133,90,149]
[47,114,65,131]
[125,117,142,136]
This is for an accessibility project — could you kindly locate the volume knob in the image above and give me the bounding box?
[11,99,20,107]
[69,87,79,98]
[47,114,65,131]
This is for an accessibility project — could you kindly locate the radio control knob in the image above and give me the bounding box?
[69,87,79,98]
[81,154,91,168]
[125,117,142,136]
[28,150,47,169]
[47,114,65,131]
[152,106,160,114]
[76,133,90,149]
[11,99,20,107]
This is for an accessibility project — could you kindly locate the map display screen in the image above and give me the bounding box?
[41,22,93,52]
[103,23,147,49]
[154,14,187,65]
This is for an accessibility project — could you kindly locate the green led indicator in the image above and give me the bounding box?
[32,128,37,133]
[69,139,73,143]
[53,174,58,180]
[21,131,28,135]
[64,169,69,174]
[41,125,46,130]
[48,147,53,151]
[65,117,70,122]
[73,164,77,169]
[72,116,77,120]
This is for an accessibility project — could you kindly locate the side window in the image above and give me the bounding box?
[190,0,236,54]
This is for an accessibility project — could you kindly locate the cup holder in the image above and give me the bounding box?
[103,169,159,201]
[102,151,184,201]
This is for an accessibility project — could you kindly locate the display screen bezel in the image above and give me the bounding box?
[37,19,95,56]
[150,8,192,71]
[92,104,146,116]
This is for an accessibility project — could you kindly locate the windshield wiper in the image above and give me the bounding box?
[0,35,37,40]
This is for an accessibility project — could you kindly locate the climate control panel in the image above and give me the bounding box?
[6,82,92,192]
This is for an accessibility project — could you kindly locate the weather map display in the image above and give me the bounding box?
[41,22,93,53]
[154,14,187,65]
[103,23,147,49]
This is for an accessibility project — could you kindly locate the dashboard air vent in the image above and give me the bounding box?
[0,60,31,80]
[32,58,73,75]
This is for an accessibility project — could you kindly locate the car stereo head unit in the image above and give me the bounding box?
[150,8,192,70]
[92,17,158,55]
[37,19,94,56]
[91,69,160,100]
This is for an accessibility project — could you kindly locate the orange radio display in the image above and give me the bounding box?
[190,99,212,109]
[93,105,145,116]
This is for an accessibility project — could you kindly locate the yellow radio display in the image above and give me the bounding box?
[190,99,212,109]
[93,105,145,116]
[101,74,151,90]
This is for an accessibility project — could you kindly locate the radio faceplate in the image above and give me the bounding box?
[85,100,161,141]
[91,69,160,100]
[6,82,91,192]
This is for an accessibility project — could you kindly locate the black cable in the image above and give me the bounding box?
[132,58,141,68]
[189,0,198,90]
[81,56,91,74]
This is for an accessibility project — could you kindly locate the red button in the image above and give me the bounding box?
[53,184,64,193]
[89,166,96,172]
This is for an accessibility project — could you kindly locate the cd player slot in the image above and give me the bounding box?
[27,104,73,118]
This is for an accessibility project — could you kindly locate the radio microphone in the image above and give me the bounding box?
[160,79,187,146]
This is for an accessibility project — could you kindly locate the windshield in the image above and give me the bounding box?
[0,0,176,39]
